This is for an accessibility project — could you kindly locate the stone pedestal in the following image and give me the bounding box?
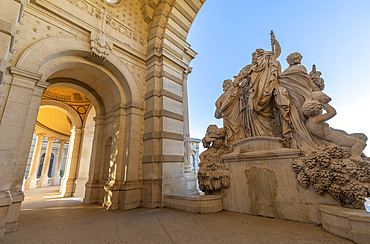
[319,204,370,244]
[0,191,12,238]
[4,190,24,233]
[164,194,223,213]
[184,170,198,195]
[221,136,340,224]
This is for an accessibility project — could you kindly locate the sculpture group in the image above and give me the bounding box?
[198,31,370,209]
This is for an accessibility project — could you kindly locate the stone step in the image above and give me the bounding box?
[164,194,223,214]
[319,204,370,244]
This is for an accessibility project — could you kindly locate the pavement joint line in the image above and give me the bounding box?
[152,209,175,244]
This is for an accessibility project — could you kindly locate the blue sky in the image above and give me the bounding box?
[186,0,370,154]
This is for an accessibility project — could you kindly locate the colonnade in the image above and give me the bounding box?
[24,124,94,199]
[24,133,68,189]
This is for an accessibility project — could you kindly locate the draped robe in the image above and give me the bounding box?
[279,65,326,151]
[243,52,281,137]
[215,86,244,146]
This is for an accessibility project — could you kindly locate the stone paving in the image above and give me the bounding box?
[1,187,352,244]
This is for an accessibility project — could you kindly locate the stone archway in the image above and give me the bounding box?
[1,35,145,231]
[0,0,206,236]
[24,98,82,190]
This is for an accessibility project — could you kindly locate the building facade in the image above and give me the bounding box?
[190,138,201,173]
[0,0,205,237]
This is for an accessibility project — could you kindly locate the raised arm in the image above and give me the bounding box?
[314,103,337,123]
[271,31,281,60]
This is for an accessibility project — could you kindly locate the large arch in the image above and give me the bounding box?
[15,36,141,107]
[4,34,145,214]
[39,100,83,129]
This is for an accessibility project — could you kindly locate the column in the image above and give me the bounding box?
[74,128,94,198]
[84,116,104,204]
[52,140,66,186]
[38,137,55,187]
[182,68,198,195]
[60,127,83,197]
[59,140,73,193]
[24,133,44,189]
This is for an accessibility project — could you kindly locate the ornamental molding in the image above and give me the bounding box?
[87,33,113,64]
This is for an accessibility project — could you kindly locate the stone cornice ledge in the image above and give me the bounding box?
[10,66,43,81]
[222,148,300,162]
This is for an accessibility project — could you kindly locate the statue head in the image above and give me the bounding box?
[286,52,302,66]
[302,100,323,117]
[206,125,218,134]
[312,91,331,104]
[206,125,225,138]
[222,79,232,91]
[252,49,266,63]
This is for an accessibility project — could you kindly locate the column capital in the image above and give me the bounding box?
[47,136,56,141]
[71,127,84,135]
[183,66,193,76]
[93,115,105,125]
[35,133,45,138]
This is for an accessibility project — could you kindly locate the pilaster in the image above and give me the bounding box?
[182,67,198,195]
[0,64,45,237]
[143,49,189,208]
[84,116,105,204]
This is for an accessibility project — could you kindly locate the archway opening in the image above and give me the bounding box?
[24,86,95,200]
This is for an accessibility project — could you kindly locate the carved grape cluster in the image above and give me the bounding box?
[297,172,310,187]
[324,146,351,159]
[332,172,347,186]
[313,183,324,195]
[328,184,342,200]
[343,181,368,209]
[292,146,370,209]
[306,168,320,184]
[292,159,304,174]
[330,160,346,174]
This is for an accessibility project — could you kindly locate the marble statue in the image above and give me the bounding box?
[199,31,369,209]
[242,32,283,139]
[198,125,230,194]
[309,65,325,91]
[303,99,367,163]
[215,80,245,147]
